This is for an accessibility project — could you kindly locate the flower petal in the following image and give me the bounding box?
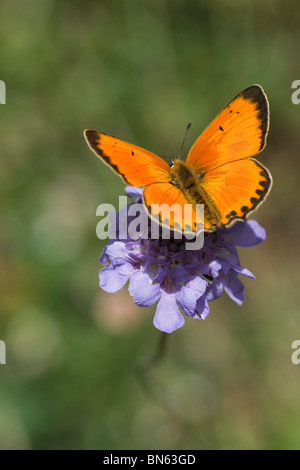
[99,267,129,293]
[125,186,143,200]
[129,271,161,307]
[224,274,244,305]
[223,220,266,247]
[153,292,185,333]
[106,241,127,261]
[194,296,210,319]
[99,247,109,266]
[185,276,207,298]
[233,265,255,279]
[208,260,222,277]
[176,286,196,316]
[206,278,223,301]
[116,261,137,276]
[216,245,239,272]
[165,266,190,284]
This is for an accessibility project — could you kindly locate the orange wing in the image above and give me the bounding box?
[84,130,171,186]
[200,158,272,229]
[186,85,269,171]
[143,183,204,233]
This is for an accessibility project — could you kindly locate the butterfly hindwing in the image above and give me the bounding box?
[199,158,272,229]
[84,130,171,186]
[143,183,204,233]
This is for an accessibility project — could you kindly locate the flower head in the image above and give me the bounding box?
[98,186,266,333]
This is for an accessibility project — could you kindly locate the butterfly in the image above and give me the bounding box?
[84,85,272,234]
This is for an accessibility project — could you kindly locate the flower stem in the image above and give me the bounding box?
[136,331,168,372]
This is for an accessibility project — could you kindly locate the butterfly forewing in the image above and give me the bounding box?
[84,130,171,186]
[186,85,269,171]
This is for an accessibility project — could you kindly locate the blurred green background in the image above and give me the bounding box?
[1,0,300,450]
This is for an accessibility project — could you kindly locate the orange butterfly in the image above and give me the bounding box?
[84,85,272,233]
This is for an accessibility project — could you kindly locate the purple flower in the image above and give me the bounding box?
[98,186,266,333]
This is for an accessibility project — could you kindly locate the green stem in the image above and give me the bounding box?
[137,331,169,372]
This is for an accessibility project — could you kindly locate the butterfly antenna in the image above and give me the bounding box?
[179,122,192,159]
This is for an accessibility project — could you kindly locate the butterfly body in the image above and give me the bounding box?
[84,85,272,234]
[169,160,220,230]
